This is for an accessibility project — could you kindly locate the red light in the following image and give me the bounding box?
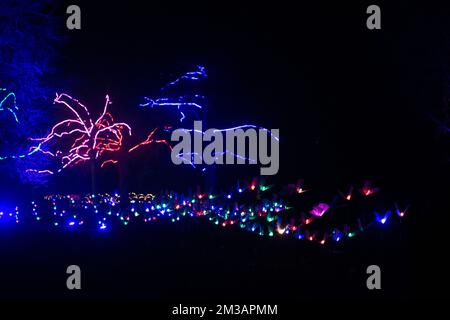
[309,236,313,241]
[346,194,351,201]
[305,219,310,224]
[251,185,256,190]
[222,222,227,227]
[320,239,325,245]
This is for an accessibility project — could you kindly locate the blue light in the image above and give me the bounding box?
[140,66,207,122]
[375,210,391,225]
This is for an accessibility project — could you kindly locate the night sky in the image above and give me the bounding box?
[0,0,449,304]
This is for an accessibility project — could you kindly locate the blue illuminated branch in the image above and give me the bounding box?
[180,125,280,142]
[161,65,207,91]
[140,66,207,122]
[140,96,205,122]
[173,125,279,171]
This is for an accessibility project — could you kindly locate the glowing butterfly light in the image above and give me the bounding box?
[375,210,391,224]
[310,203,330,217]
[26,93,131,175]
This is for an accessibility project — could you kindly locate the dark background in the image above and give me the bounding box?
[0,0,449,302]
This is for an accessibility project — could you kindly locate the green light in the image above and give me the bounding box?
[260,185,273,191]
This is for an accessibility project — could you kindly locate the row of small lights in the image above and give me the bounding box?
[1,182,408,245]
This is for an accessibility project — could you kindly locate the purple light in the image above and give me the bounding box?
[310,203,329,217]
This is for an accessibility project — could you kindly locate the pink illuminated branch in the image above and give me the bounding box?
[28,93,131,175]
[101,159,119,168]
[128,128,171,153]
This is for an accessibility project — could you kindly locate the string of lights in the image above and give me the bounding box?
[0,87,19,123]
[0,87,32,162]
[0,180,407,245]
